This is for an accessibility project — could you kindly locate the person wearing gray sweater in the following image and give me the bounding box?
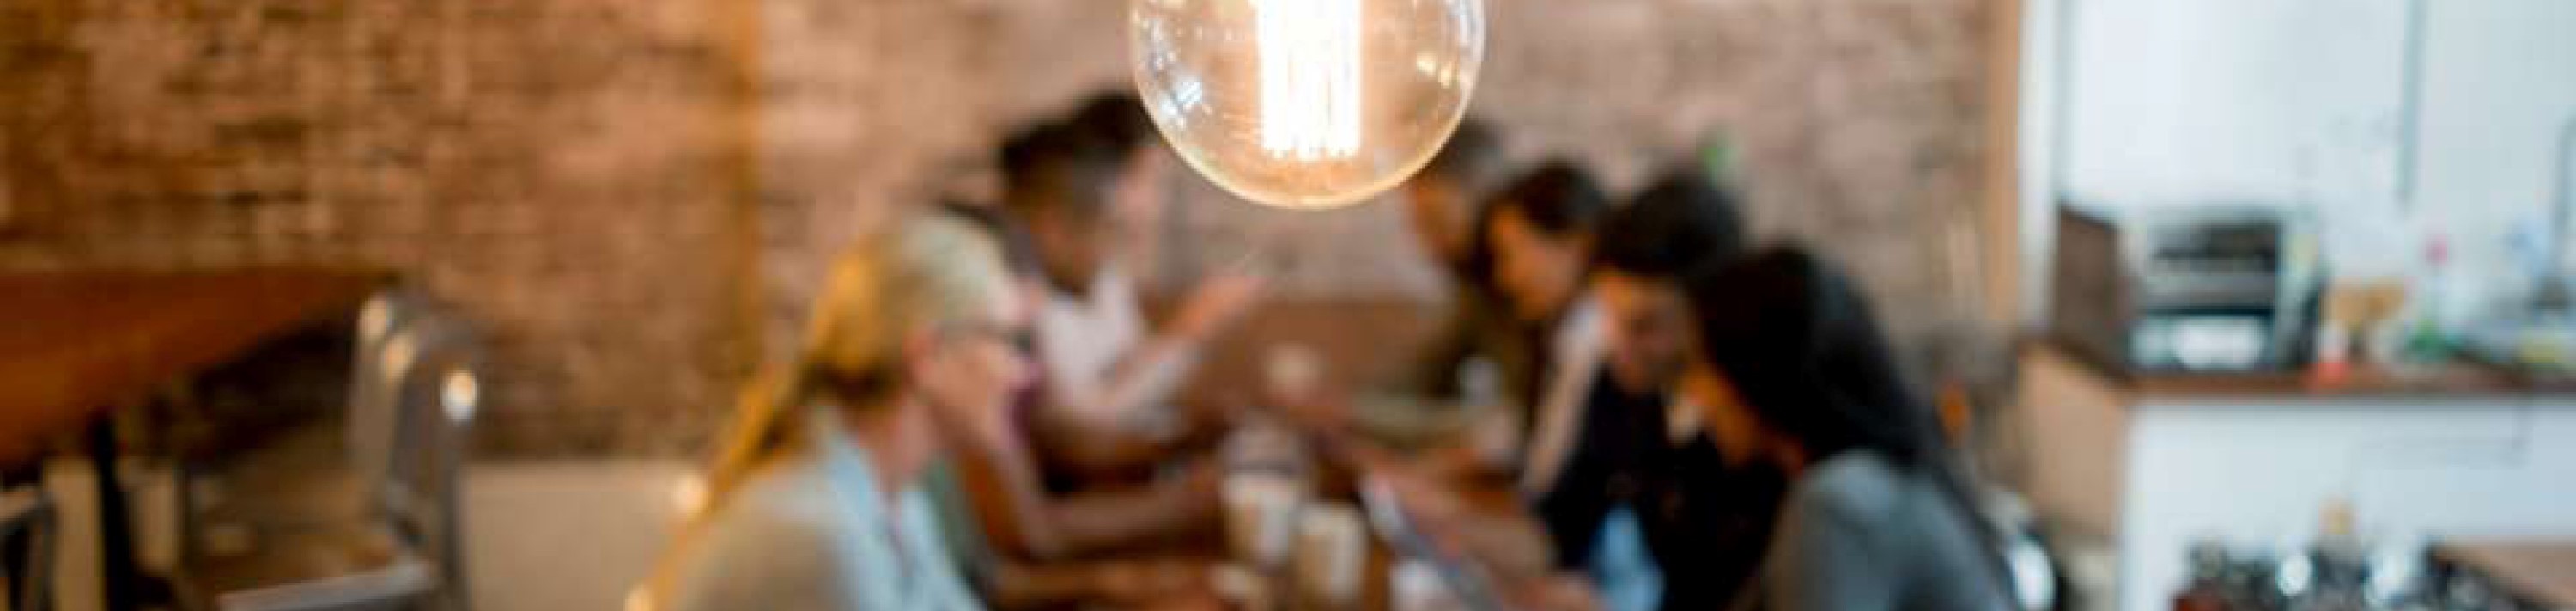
[1672,247,2016,611]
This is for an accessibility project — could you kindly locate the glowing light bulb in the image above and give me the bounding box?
[1255,0,1362,162]
[1132,0,1485,210]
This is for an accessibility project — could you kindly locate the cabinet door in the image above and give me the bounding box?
[2118,399,2525,611]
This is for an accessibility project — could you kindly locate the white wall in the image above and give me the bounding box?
[2016,0,2065,327]
[2408,0,2576,303]
[2059,0,2410,215]
[2043,0,2576,302]
[2415,0,2576,223]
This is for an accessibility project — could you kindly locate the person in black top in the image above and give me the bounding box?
[1400,118,1542,408]
[1587,169,1785,611]
[1469,162,1675,610]
[1675,247,2013,611]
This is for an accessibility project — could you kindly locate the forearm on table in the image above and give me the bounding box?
[1406,312,1483,397]
[1027,406,1180,480]
[1091,334,1203,421]
[1036,481,1218,559]
[958,450,1194,562]
[947,441,1069,560]
[981,562,1109,611]
[1032,338,1203,466]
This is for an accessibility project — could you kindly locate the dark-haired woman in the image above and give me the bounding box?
[1473,162,1668,611]
[1675,247,2014,611]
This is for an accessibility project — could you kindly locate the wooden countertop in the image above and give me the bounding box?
[0,268,387,467]
[2437,541,2576,609]
[2031,339,2576,401]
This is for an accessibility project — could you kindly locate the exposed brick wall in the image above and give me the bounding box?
[0,0,762,455]
[3,0,1996,455]
[754,0,1005,360]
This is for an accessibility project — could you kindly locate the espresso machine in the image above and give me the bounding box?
[2050,206,2324,372]
[2126,210,2324,371]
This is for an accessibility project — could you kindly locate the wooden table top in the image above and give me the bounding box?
[2438,541,2576,609]
[0,268,386,467]
[1283,412,1569,610]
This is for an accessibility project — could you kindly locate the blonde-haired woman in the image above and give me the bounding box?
[648,213,1028,611]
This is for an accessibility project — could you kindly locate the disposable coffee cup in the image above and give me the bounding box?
[1224,474,1303,568]
[1295,504,1368,608]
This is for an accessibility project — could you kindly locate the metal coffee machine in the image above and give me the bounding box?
[2127,210,2323,371]
[2049,207,2323,372]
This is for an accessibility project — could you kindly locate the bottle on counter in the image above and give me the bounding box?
[2401,238,2458,364]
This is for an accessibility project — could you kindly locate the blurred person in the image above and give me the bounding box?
[923,204,1225,609]
[1406,117,1510,277]
[1592,171,1750,396]
[1067,92,1172,238]
[999,115,1259,486]
[1676,247,2014,611]
[1400,118,1542,408]
[1469,162,1666,611]
[1468,162,1613,489]
[645,213,1024,611]
[1589,170,1784,611]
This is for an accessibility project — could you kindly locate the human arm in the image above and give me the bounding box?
[1031,273,1260,476]
[949,421,1221,561]
[1765,486,1899,611]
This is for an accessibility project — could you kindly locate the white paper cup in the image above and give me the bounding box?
[1296,504,1369,607]
[1224,474,1303,568]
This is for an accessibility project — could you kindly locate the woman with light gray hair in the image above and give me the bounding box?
[641,212,1030,611]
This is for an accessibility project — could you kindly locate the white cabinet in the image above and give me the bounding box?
[2116,399,2573,611]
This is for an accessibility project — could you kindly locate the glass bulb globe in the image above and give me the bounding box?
[1131,0,1485,210]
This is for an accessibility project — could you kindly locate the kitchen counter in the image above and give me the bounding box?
[2014,341,2576,611]
[2033,339,2576,401]
[2436,541,2576,610]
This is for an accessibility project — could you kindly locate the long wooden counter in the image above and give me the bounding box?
[2033,339,2576,401]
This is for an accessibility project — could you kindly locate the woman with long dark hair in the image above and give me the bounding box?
[1675,247,2013,611]
[1471,162,1669,611]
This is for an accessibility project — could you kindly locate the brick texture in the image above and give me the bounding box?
[2,0,1996,456]
[0,0,762,455]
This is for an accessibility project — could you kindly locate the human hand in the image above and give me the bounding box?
[1410,442,1492,484]
[1181,398,1249,445]
[1370,468,1469,528]
[1176,457,1225,497]
[1507,574,1604,611]
[1168,273,1266,343]
[1267,392,1353,439]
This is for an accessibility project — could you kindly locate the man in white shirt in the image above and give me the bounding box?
[1001,98,1262,485]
